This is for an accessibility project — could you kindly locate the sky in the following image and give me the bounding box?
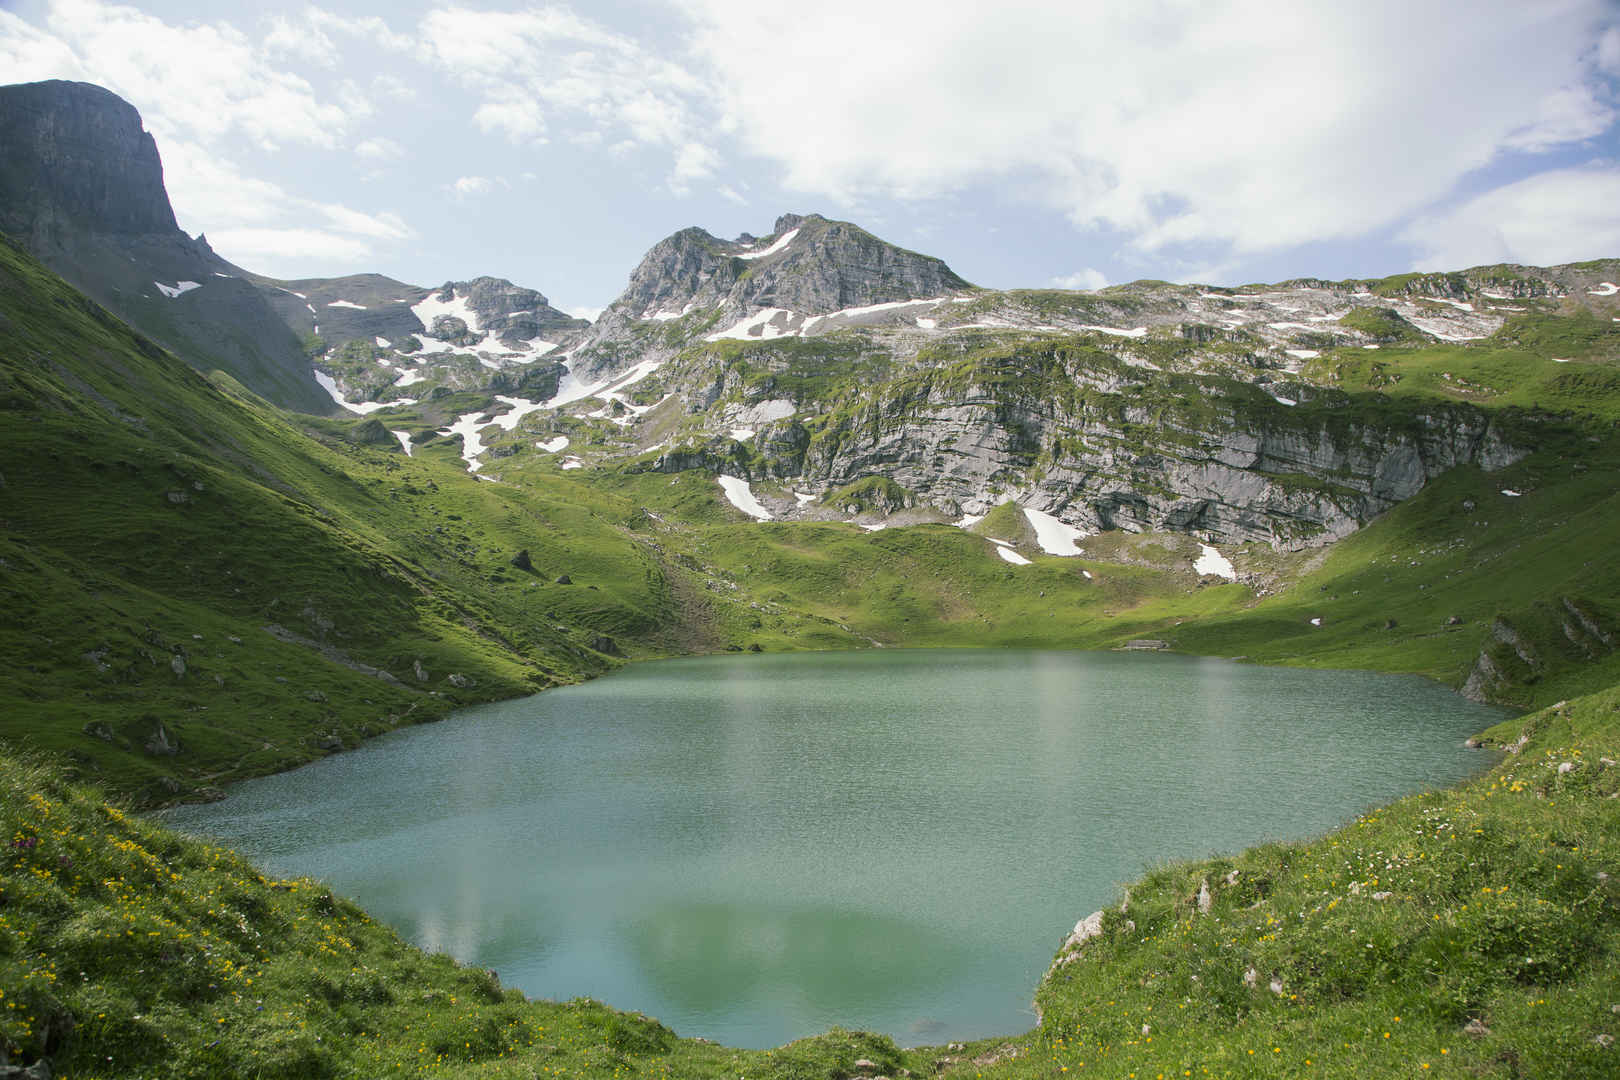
[2,0,1618,320]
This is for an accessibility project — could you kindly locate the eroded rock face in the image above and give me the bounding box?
[669,350,1524,550]
[434,276,588,344]
[0,80,177,242]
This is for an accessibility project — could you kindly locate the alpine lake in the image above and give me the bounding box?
[159,649,1512,1049]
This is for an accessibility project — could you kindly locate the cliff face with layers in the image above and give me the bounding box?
[638,342,1526,548]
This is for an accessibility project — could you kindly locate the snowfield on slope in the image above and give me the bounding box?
[1023,508,1087,556]
[1193,544,1237,580]
[718,476,772,520]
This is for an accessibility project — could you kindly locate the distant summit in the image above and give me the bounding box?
[569,212,975,380]
[609,212,971,324]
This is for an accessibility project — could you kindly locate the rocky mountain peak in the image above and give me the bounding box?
[0,80,178,242]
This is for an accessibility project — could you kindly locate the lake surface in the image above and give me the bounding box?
[161,649,1510,1048]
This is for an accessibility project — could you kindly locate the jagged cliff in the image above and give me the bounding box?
[569,213,973,381]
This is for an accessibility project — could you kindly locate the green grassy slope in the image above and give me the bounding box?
[0,234,680,802]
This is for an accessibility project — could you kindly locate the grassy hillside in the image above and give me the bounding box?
[0,234,682,802]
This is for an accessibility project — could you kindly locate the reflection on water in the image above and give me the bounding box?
[161,649,1509,1048]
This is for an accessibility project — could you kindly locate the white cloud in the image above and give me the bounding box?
[560,304,605,323]
[207,227,382,265]
[29,0,359,150]
[370,73,416,102]
[718,184,749,205]
[151,139,413,275]
[1051,268,1107,291]
[1401,165,1620,270]
[1503,84,1615,151]
[1601,27,1620,74]
[419,5,719,193]
[0,10,91,81]
[354,136,405,161]
[473,96,548,142]
[681,0,1619,259]
[262,12,341,68]
[452,176,498,197]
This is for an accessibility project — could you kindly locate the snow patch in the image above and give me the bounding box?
[402,335,457,356]
[1501,489,1523,497]
[647,302,698,321]
[1284,349,1320,359]
[1362,344,1381,350]
[1022,507,1086,556]
[1075,324,1148,338]
[326,300,367,310]
[705,307,798,342]
[490,395,548,431]
[154,280,201,299]
[915,317,937,329]
[735,227,799,261]
[391,430,413,456]
[536,436,569,453]
[560,457,584,470]
[1082,569,1093,579]
[794,491,816,506]
[394,369,425,387]
[953,513,985,529]
[1193,544,1236,580]
[729,427,755,441]
[1553,357,1572,363]
[411,289,481,335]
[441,411,493,471]
[799,296,948,333]
[1428,298,1475,312]
[375,336,391,348]
[545,356,665,410]
[718,475,772,520]
[314,371,415,416]
[994,544,1031,566]
[1588,281,1618,296]
[1309,617,1322,627]
[1270,394,1298,406]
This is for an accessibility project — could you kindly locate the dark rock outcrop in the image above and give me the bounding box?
[0,80,176,241]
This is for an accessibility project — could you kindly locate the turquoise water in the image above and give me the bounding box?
[160,649,1509,1048]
